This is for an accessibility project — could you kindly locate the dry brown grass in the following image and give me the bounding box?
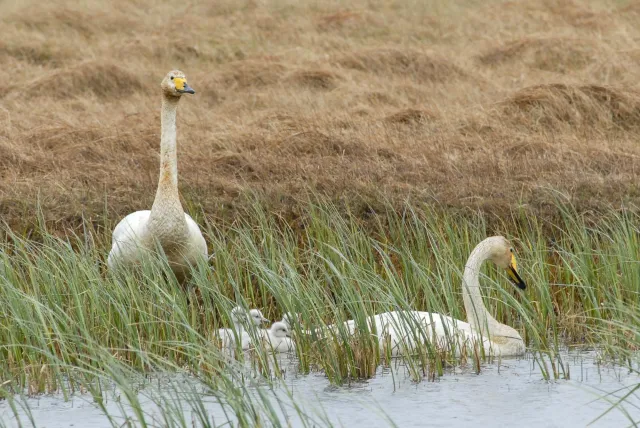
[1,0,639,232]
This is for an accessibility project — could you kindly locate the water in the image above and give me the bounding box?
[1,350,639,427]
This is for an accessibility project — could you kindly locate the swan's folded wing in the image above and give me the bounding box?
[184,213,208,257]
[111,210,151,246]
[108,210,151,267]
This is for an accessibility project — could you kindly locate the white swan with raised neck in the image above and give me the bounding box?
[107,70,207,281]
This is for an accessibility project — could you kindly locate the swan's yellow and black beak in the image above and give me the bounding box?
[506,254,526,290]
[174,77,195,94]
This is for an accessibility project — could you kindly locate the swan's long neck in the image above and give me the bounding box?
[232,319,245,334]
[148,95,187,242]
[461,243,501,338]
[158,96,180,192]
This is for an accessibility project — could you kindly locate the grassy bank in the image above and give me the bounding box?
[1,201,639,387]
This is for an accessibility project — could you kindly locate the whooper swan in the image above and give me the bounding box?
[261,321,295,353]
[216,306,269,350]
[314,236,527,357]
[107,70,207,280]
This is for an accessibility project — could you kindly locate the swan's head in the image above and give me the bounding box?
[249,309,269,326]
[161,70,195,97]
[270,322,291,338]
[486,236,526,290]
[230,306,246,324]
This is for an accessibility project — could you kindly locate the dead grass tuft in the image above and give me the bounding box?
[11,7,96,36]
[0,141,34,170]
[542,0,610,29]
[502,84,640,132]
[317,11,363,31]
[477,37,595,73]
[252,113,304,132]
[0,40,73,67]
[16,61,145,100]
[210,151,258,179]
[384,108,437,125]
[285,70,340,91]
[213,60,288,89]
[620,2,640,16]
[6,5,138,37]
[335,48,466,83]
[275,130,366,157]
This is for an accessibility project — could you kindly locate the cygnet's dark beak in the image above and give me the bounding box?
[179,83,195,94]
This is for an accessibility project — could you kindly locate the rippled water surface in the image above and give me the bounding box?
[1,350,639,427]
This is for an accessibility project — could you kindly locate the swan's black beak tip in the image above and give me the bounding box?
[179,83,195,94]
[507,266,527,290]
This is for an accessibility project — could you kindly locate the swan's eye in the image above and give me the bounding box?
[170,76,174,80]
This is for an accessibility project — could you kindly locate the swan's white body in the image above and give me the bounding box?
[107,71,207,280]
[218,326,255,350]
[315,237,526,357]
[321,310,517,357]
[216,307,269,350]
[109,210,206,268]
[261,322,294,353]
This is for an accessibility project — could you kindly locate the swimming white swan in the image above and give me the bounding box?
[107,70,207,281]
[216,307,269,350]
[261,321,295,353]
[316,236,527,357]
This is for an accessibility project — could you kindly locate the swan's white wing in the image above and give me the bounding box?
[399,312,493,356]
[108,210,151,268]
[185,213,208,257]
[111,210,150,246]
[371,311,488,357]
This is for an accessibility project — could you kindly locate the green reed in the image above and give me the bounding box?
[0,199,639,424]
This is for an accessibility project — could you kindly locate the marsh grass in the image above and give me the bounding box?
[0,199,639,423]
[1,198,639,373]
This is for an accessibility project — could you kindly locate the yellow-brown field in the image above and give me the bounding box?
[1,0,639,232]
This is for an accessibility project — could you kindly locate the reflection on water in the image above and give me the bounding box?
[1,350,638,427]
